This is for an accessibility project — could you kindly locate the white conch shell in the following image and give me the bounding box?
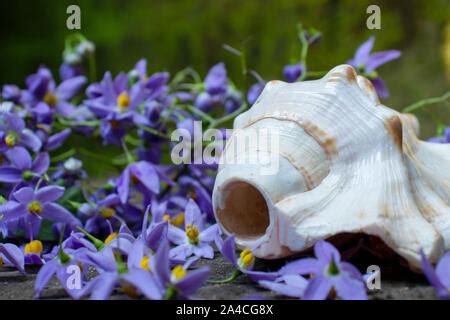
[212,64,450,270]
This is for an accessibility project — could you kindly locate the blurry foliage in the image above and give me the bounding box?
[0,0,449,137]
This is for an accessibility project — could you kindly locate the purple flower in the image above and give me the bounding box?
[0,112,42,152]
[117,161,172,205]
[347,36,401,99]
[283,63,304,83]
[126,238,210,299]
[34,245,91,299]
[0,147,49,184]
[23,67,87,117]
[167,199,219,260]
[420,250,450,299]
[60,63,84,81]
[216,235,279,282]
[204,63,228,95]
[0,185,80,238]
[428,127,450,144]
[281,240,367,300]
[45,128,72,151]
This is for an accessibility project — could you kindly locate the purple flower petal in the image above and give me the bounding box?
[6,146,32,170]
[133,161,160,194]
[205,63,227,95]
[122,269,163,300]
[333,274,367,300]
[56,76,87,100]
[0,201,27,221]
[42,203,80,226]
[192,243,214,259]
[371,77,389,99]
[20,129,42,152]
[117,167,131,204]
[32,152,50,175]
[175,266,210,297]
[353,36,374,66]
[199,224,219,242]
[153,239,171,285]
[0,167,22,183]
[35,186,65,202]
[34,260,58,298]
[13,187,35,203]
[0,243,25,274]
[365,50,401,73]
[303,275,333,300]
[314,240,341,263]
[184,199,204,231]
[46,129,71,151]
[168,225,187,245]
[279,258,319,275]
[90,272,118,300]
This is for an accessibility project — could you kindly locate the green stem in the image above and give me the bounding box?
[208,103,248,130]
[88,53,97,83]
[51,148,76,163]
[137,125,171,139]
[76,226,105,251]
[180,104,215,123]
[207,269,242,284]
[121,140,134,165]
[305,70,328,79]
[402,91,450,113]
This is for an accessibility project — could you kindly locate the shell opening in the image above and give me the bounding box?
[217,181,270,240]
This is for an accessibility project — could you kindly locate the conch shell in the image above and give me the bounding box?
[212,65,450,270]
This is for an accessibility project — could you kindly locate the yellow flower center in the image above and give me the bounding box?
[104,232,117,244]
[117,92,131,109]
[238,249,255,269]
[4,133,17,147]
[139,255,151,271]
[100,207,115,219]
[43,91,58,107]
[185,223,199,244]
[27,201,43,215]
[162,212,185,227]
[171,265,187,281]
[24,240,43,255]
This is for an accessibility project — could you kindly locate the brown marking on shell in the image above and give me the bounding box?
[302,121,338,156]
[326,66,357,84]
[298,166,314,190]
[385,116,403,151]
[359,76,380,104]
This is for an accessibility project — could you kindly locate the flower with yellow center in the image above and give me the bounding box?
[99,207,115,219]
[104,232,117,245]
[4,132,18,147]
[162,212,185,227]
[43,91,58,107]
[171,265,187,281]
[24,240,43,255]
[27,201,43,216]
[139,255,151,271]
[238,249,255,270]
[117,92,131,109]
[185,223,199,245]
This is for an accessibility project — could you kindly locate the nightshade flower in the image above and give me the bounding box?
[124,239,210,300]
[0,147,49,184]
[347,36,401,98]
[117,161,172,204]
[167,199,218,260]
[22,67,87,117]
[247,82,265,105]
[0,112,42,152]
[420,250,450,299]
[0,186,80,238]
[34,243,90,299]
[283,63,304,83]
[259,274,309,299]
[281,240,367,300]
[216,235,279,282]
[2,85,21,103]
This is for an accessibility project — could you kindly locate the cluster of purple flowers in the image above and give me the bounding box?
[0,30,447,301]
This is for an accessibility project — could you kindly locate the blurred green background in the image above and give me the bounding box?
[0,0,449,137]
